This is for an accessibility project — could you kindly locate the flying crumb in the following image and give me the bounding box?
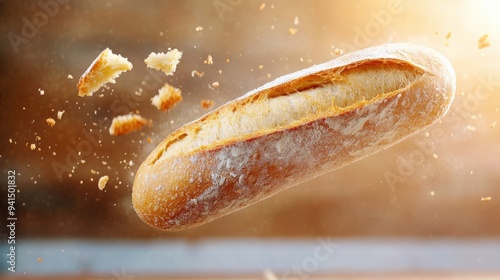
[201,99,215,109]
[481,196,492,202]
[478,34,491,49]
[204,55,213,65]
[212,81,220,88]
[67,74,73,79]
[294,16,299,26]
[259,3,266,10]
[37,257,43,263]
[151,83,182,111]
[30,143,36,150]
[147,137,152,143]
[57,110,65,120]
[445,31,451,39]
[195,26,204,32]
[109,114,152,136]
[46,118,56,127]
[77,48,133,97]
[334,48,343,55]
[144,49,183,76]
[98,175,109,191]
[288,28,298,35]
[191,70,205,77]
[259,65,264,69]
[38,88,45,95]
[430,191,435,196]
[466,125,476,131]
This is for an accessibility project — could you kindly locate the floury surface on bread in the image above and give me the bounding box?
[133,43,456,231]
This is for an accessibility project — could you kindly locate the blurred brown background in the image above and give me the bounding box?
[0,0,499,239]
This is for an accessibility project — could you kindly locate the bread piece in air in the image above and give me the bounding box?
[144,49,182,76]
[151,83,182,111]
[77,48,133,97]
[133,43,456,231]
[109,113,152,136]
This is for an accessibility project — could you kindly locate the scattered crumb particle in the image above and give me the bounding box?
[147,137,152,143]
[430,191,435,196]
[67,74,73,79]
[288,28,298,35]
[201,99,215,109]
[57,110,65,120]
[38,88,45,95]
[90,169,98,175]
[9,138,12,143]
[204,55,213,65]
[35,135,41,141]
[144,49,183,76]
[37,257,43,263]
[445,31,451,39]
[109,114,152,136]
[334,48,343,55]
[481,197,492,202]
[151,83,182,112]
[30,144,36,150]
[128,160,134,167]
[98,175,109,191]
[491,121,497,128]
[191,70,205,77]
[212,81,220,88]
[294,16,299,26]
[478,34,491,49]
[432,153,438,159]
[259,3,266,10]
[46,118,56,127]
[259,65,264,69]
[195,26,204,32]
[466,125,476,131]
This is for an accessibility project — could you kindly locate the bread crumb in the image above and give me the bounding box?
[212,81,220,88]
[466,125,476,131]
[57,110,65,120]
[195,26,204,32]
[478,34,491,49]
[144,49,183,76]
[430,191,435,196]
[288,28,298,35]
[334,48,343,55]
[38,88,45,95]
[201,99,215,109]
[77,48,133,97]
[294,16,299,26]
[30,143,36,150]
[191,70,205,77]
[109,114,152,136]
[151,83,182,112]
[445,31,451,39]
[481,197,492,202]
[491,121,497,128]
[98,175,109,191]
[37,257,43,263]
[259,65,264,69]
[147,137,152,143]
[204,55,213,65]
[46,118,56,127]
[67,74,73,79]
[259,3,266,10]
[432,153,438,159]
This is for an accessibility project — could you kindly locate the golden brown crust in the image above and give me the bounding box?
[77,48,133,97]
[133,43,456,231]
[109,114,152,136]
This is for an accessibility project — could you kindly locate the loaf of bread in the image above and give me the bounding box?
[133,43,456,231]
[77,48,133,97]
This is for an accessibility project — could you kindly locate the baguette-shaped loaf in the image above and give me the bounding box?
[133,43,456,231]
